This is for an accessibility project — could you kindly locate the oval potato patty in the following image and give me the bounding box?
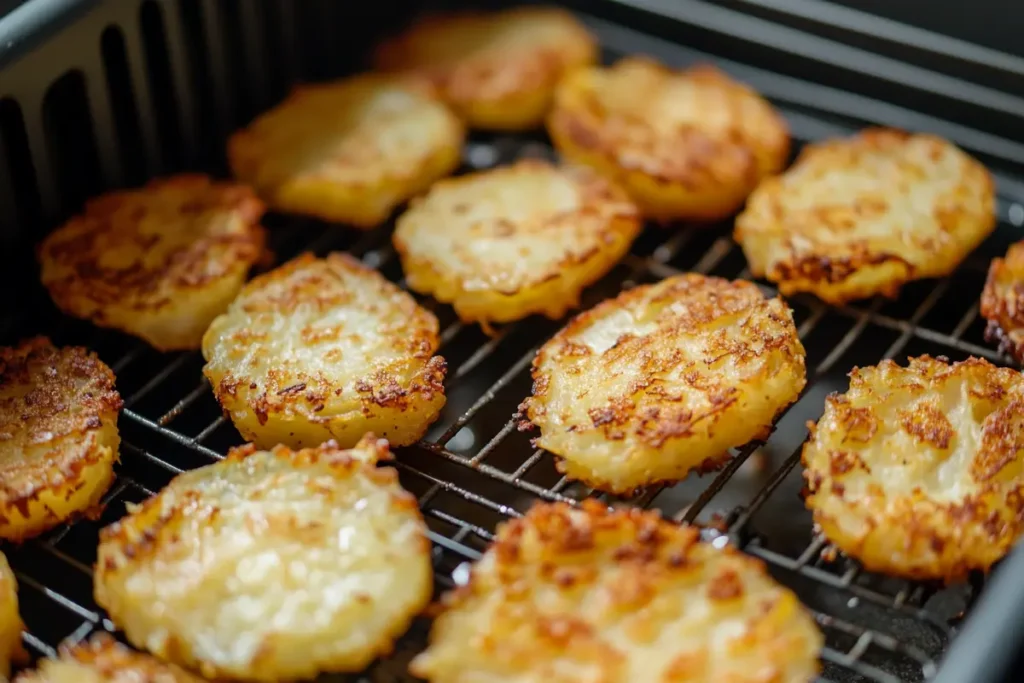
[521,274,806,494]
[38,175,266,351]
[412,500,822,683]
[202,252,446,450]
[95,436,433,681]
[0,338,121,541]
[548,56,789,222]
[803,355,1024,581]
[735,128,995,305]
[393,159,641,327]
[375,7,596,131]
[229,73,464,228]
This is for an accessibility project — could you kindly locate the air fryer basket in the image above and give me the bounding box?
[3,0,1024,681]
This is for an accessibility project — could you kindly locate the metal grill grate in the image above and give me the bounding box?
[3,4,1024,683]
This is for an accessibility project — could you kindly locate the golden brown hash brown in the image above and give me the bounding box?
[735,128,996,305]
[0,553,23,680]
[412,500,822,683]
[95,436,433,681]
[38,174,266,351]
[393,159,641,327]
[0,338,121,542]
[521,274,806,494]
[228,73,464,227]
[13,633,203,682]
[374,7,597,131]
[981,240,1024,363]
[202,252,446,450]
[803,355,1024,582]
[547,56,790,222]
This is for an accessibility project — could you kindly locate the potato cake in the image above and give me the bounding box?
[14,633,202,682]
[38,175,266,351]
[375,7,596,131]
[803,356,1024,581]
[393,160,641,327]
[94,436,433,681]
[0,338,121,541]
[981,240,1024,363]
[412,500,822,683]
[521,274,806,494]
[201,252,446,450]
[228,73,464,227]
[0,553,22,680]
[547,57,789,221]
[736,128,996,305]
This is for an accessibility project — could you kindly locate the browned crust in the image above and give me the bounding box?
[802,355,1024,582]
[39,174,266,313]
[0,337,122,537]
[770,248,914,294]
[374,7,597,108]
[981,240,1024,363]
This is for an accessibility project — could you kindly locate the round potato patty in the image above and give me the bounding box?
[229,73,464,228]
[521,273,806,494]
[38,175,266,351]
[375,7,596,131]
[393,159,641,328]
[735,128,995,305]
[548,56,789,222]
[0,338,121,541]
[412,500,822,683]
[803,355,1024,581]
[94,436,433,681]
[202,252,446,450]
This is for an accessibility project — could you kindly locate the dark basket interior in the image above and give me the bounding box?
[3,1,1024,681]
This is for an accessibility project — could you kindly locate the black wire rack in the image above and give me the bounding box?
[1,125,1002,682]
[3,1,1024,682]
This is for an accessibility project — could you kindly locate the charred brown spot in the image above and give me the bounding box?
[707,567,744,600]
[835,404,878,443]
[898,403,954,450]
[973,402,1024,482]
[828,450,868,476]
